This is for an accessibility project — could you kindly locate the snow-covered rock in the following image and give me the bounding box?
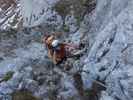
[1,0,133,100]
[20,0,89,33]
[100,91,114,100]
[82,0,133,100]
[20,0,62,28]
[0,0,22,30]
[0,42,48,99]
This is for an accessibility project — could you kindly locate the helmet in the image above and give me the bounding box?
[52,40,60,48]
[43,35,55,45]
[43,35,50,43]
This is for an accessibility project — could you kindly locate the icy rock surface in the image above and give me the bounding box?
[20,0,84,33]
[0,42,47,99]
[0,32,81,100]
[82,0,133,100]
[0,0,22,30]
[20,0,62,28]
[1,0,133,100]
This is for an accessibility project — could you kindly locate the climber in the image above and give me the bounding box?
[43,34,82,65]
[43,34,67,65]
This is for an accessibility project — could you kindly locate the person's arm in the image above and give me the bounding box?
[48,49,53,59]
[64,43,79,49]
[52,51,57,64]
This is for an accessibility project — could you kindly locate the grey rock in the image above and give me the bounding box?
[82,0,133,100]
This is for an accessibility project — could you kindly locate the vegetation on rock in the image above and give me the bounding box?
[2,71,14,82]
[12,90,40,100]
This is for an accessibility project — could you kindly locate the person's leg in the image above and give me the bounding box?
[55,57,66,65]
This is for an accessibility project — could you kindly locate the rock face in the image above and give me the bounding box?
[0,41,47,99]
[0,0,133,100]
[82,0,133,100]
[20,0,95,33]
[0,0,22,30]
[20,0,63,31]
